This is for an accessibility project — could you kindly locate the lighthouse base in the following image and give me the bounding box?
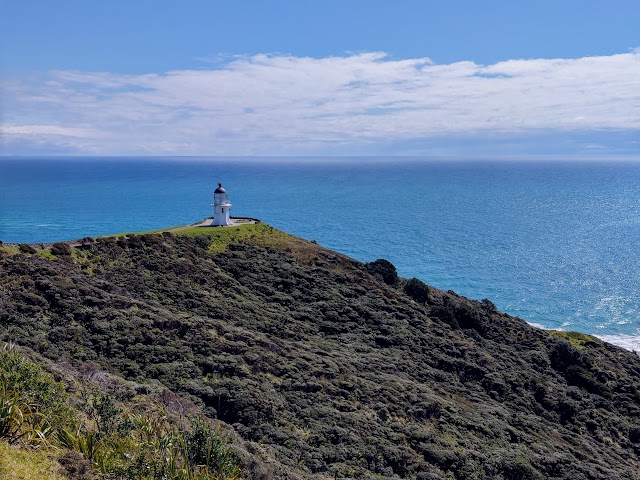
[212,216,232,226]
[192,217,258,228]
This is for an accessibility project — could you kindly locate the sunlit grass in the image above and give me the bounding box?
[3,218,320,261]
[0,440,66,480]
[173,222,293,252]
[549,330,603,350]
[36,249,57,260]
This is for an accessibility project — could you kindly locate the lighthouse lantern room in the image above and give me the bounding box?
[212,183,232,226]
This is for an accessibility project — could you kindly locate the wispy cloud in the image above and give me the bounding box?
[2,51,639,155]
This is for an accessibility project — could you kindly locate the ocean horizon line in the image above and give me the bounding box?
[3,154,640,164]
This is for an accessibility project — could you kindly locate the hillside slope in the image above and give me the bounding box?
[2,225,640,479]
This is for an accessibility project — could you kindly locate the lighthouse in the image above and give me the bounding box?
[212,183,232,226]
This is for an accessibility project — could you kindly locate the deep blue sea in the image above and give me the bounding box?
[2,157,640,350]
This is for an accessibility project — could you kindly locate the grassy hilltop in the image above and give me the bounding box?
[1,223,640,479]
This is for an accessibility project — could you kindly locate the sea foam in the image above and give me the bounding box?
[595,334,640,353]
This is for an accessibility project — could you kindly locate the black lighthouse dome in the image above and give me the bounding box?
[214,183,227,194]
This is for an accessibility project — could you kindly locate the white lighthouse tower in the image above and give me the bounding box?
[212,183,232,226]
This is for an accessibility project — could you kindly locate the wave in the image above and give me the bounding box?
[595,334,640,353]
[527,321,640,353]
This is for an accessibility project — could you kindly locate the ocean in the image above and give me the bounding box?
[2,156,640,350]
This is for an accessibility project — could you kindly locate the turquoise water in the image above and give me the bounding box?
[2,157,640,349]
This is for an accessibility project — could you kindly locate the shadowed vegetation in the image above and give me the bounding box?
[1,225,640,479]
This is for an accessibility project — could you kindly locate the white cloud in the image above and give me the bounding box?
[2,51,639,155]
[1,125,99,137]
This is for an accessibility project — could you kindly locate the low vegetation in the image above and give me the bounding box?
[171,222,322,260]
[1,224,640,478]
[0,440,66,480]
[549,330,603,350]
[0,344,244,479]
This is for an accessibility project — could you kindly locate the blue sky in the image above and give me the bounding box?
[1,0,639,156]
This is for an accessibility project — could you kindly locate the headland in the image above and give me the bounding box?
[1,223,639,479]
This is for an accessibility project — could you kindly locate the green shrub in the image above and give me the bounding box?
[429,305,459,328]
[549,341,583,372]
[185,417,240,477]
[81,391,121,439]
[481,298,497,312]
[194,235,212,249]
[51,242,72,256]
[565,365,605,395]
[0,345,73,431]
[404,277,429,303]
[18,244,37,254]
[499,455,540,480]
[96,236,116,244]
[366,259,398,286]
[455,303,486,333]
[0,345,74,445]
